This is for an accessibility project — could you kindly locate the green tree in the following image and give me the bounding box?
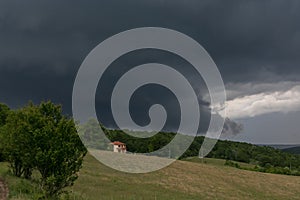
[0,103,10,161]
[77,118,109,150]
[2,104,36,178]
[0,103,10,126]
[3,101,87,198]
[33,102,87,198]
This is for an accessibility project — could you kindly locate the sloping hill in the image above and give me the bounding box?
[282,146,300,154]
[72,154,300,200]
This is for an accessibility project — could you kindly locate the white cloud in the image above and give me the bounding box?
[224,85,300,119]
[225,81,300,100]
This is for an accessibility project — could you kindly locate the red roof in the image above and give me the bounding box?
[111,141,125,145]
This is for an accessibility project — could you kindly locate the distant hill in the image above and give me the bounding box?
[80,122,300,176]
[259,144,300,149]
[282,146,300,154]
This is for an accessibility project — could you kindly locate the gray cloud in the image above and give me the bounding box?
[0,0,299,139]
[222,118,244,137]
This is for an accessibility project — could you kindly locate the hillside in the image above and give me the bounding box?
[81,126,300,175]
[71,154,300,200]
[1,153,300,199]
[76,122,300,176]
[282,146,300,154]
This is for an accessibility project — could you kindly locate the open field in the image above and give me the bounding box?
[182,157,256,169]
[72,154,300,200]
[1,153,300,200]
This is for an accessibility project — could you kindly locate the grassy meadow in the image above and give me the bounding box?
[1,153,300,200]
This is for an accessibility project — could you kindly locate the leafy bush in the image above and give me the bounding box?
[224,160,240,168]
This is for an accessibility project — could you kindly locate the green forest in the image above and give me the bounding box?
[79,119,300,176]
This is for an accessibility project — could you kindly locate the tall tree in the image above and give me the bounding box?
[35,102,87,197]
[3,101,87,197]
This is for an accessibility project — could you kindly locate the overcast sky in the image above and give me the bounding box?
[0,0,300,144]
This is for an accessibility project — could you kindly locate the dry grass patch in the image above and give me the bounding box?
[71,154,300,200]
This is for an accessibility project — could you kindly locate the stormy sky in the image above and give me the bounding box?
[0,0,300,144]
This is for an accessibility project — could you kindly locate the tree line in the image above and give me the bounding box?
[79,118,300,176]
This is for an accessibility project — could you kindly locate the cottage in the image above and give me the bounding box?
[110,141,127,153]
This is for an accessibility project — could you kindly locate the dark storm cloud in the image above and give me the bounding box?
[0,0,299,134]
[0,0,299,81]
[94,49,211,133]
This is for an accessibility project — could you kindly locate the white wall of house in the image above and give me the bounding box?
[113,144,126,153]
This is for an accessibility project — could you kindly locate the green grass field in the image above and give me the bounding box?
[0,163,40,199]
[182,157,256,169]
[1,154,300,200]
